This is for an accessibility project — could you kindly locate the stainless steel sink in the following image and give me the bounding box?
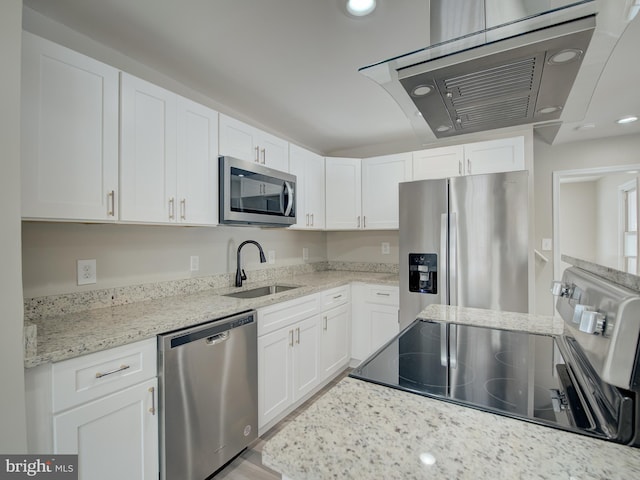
[223,284,299,299]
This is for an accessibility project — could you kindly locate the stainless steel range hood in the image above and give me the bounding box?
[360,1,607,143]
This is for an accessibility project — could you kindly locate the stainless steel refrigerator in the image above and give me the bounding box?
[399,170,529,329]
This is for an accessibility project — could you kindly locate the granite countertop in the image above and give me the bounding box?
[262,304,640,480]
[24,270,398,368]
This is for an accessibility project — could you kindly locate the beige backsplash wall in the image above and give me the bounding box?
[326,231,399,264]
[22,222,327,298]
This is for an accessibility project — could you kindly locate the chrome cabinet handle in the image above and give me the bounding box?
[180,199,186,220]
[306,213,310,226]
[148,386,156,415]
[296,327,300,345]
[323,316,328,331]
[169,197,175,220]
[376,292,390,296]
[363,216,366,228]
[289,329,294,347]
[261,148,266,164]
[95,364,130,379]
[255,146,260,163]
[458,161,462,175]
[310,213,314,226]
[467,159,471,174]
[333,294,342,300]
[357,216,361,228]
[107,190,115,217]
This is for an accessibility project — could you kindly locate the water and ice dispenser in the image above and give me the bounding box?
[408,253,437,294]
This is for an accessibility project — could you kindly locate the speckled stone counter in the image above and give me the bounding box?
[562,254,640,292]
[24,270,397,368]
[262,304,640,480]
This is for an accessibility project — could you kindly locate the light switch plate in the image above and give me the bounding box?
[190,256,199,272]
[542,238,552,251]
[381,242,390,255]
[302,247,309,261]
[268,250,276,264]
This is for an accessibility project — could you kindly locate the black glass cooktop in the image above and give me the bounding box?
[350,319,589,432]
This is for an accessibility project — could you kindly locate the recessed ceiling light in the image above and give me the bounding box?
[575,123,596,131]
[548,49,583,65]
[436,125,451,132]
[537,106,562,114]
[617,115,638,124]
[411,85,433,97]
[346,0,376,17]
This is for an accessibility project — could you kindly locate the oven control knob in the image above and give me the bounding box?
[551,281,572,298]
[579,310,606,335]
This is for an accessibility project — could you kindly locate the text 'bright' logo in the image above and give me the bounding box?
[0,455,77,479]
[4,459,51,476]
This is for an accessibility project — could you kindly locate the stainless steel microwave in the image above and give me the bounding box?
[219,156,296,226]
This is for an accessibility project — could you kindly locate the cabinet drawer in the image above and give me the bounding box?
[321,286,350,310]
[52,338,157,413]
[364,285,399,306]
[258,294,321,337]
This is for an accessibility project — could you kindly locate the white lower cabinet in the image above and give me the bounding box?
[351,284,400,363]
[258,286,351,434]
[25,338,158,480]
[54,378,158,480]
[258,312,322,431]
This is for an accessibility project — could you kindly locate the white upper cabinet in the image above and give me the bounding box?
[325,157,362,230]
[21,32,119,221]
[412,137,525,180]
[120,73,178,223]
[463,136,525,175]
[120,75,219,225]
[289,145,325,230]
[412,146,464,180]
[176,96,219,225]
[219,114,289,171]
[361,153,412,229]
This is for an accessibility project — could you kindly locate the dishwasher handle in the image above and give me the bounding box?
[162,310,256,349]
[206,332,229,346]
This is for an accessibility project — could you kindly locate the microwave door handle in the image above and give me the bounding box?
[283,181,294,217]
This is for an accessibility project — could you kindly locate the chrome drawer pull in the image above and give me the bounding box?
[149,386,156,415]
[333,294,342,300]
[376,292,391,296]
[95,364,130,379]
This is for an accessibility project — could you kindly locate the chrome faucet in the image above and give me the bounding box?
[236,240,267,287]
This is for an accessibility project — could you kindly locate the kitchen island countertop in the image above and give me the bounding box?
[262,304,640,480]
[24,270,397,368]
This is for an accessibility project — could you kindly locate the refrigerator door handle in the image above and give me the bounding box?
[450,212,458,306]
[450,324,458,369]
[440,213,448,305]
[440,322,448,367]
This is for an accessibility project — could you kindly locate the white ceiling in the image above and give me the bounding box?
[22,0,640,157]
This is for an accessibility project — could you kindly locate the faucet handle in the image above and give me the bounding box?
[241,269,247,281]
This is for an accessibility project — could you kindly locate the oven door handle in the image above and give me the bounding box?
[282,181,294,217]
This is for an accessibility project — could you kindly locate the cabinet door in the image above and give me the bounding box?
[54,378,158,480]
[412,146,464,180]
[21,32,119,221]
[463,136,525,175]
[362,153,412,229]
[258,328,294,428]
[219,114,258,163]
[289,145,325,230]
[321,304,350,380]
[325,157,362,230]
[176,96,218,225]
[257,130,289,171]
[120,73,177,223]
[369,304,400,353]
[293,316,322,401]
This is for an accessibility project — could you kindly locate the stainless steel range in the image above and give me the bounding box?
[350,266,640,446]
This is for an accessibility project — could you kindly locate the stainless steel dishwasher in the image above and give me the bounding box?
[158,310,258,480]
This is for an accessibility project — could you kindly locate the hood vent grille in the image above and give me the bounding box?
[442,55,542,129]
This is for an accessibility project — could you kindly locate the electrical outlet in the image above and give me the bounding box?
[77,259,97,286]
[190,255,199,272]
[268,250,276,264]
[542,238,552,251]
[381,242,390,255]
[302,247,309,261]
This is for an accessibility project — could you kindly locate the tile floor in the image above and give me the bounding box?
[214,369,351,479]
